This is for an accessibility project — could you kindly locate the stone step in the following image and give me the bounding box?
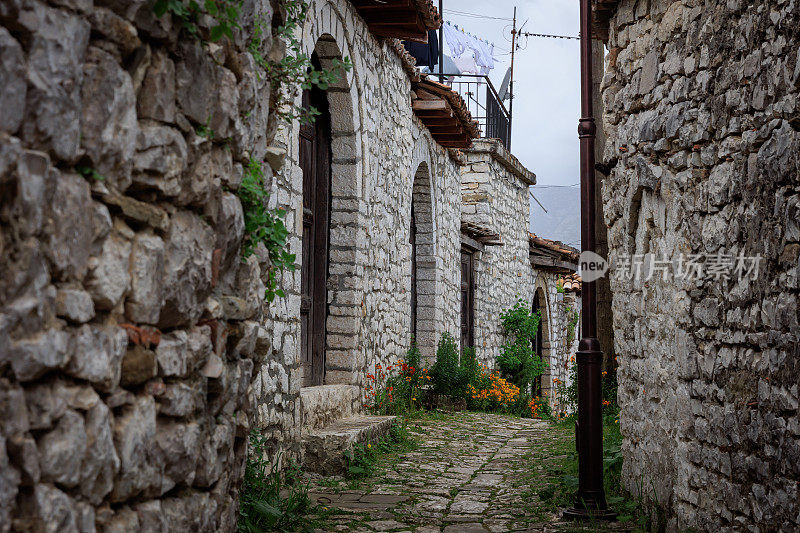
[300,384,360,431]
[302,415,397,475]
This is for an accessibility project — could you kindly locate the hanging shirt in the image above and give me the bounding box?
[402,30,439,68]
[443,22,497,75]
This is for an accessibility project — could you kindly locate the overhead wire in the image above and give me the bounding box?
[443,8,513,21]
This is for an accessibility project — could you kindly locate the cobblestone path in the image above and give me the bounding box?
[307,411,625,532]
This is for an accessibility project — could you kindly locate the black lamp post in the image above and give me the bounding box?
[563,0,616,521]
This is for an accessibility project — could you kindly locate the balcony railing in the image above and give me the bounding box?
[440,73,511,150]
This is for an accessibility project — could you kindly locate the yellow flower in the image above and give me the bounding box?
[367,443,371,449]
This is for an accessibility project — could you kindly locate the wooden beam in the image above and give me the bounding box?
[437,140,473,148]
[361,11,420,24]
[424,124,464,134]
[432,133,471,142]
[461,235,484,252]
[412,99,449,112]
[369,26,427,41]
[415,88,440,100]
[529,255,578,271]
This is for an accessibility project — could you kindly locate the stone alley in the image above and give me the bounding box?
[303,412,627,532]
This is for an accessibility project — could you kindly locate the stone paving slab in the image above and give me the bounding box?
[307,411,633,532]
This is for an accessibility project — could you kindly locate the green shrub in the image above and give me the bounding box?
[430,333,469,397]
[497,300,547,393]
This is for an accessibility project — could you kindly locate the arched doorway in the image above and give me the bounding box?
[410,162,437,358]
[300,54,332,387]
[532,287,550,398]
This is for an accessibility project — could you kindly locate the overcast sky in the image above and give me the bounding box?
[440,1,581,187]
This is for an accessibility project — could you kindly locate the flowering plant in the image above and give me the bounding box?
[364,341,430,415]
[466,364,520,412]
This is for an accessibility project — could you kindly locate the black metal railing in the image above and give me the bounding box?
[440,73,511,150]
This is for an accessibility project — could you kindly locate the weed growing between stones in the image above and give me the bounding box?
[239,432,316,533]
[344,422,416,480]
[153,0,241,41]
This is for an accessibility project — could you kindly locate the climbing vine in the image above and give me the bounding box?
[251,0,352,124]
[153,0,241,41]
[238,159,296,302]
[564,305,579,348]
[153,1,351,302]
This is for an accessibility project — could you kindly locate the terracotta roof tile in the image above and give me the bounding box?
[528,233,580,263]
[558,273,582,293]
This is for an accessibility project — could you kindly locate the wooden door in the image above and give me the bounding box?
[460,250,475,350]
[300,83,331,387]
[410,205,417,340]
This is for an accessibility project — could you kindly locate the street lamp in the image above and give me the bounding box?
[563,0,617,521]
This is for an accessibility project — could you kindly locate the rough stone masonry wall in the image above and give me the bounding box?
[600,0,800,529]
[463,140,534,366]
[266,0,462,411]
[0,0,285,530]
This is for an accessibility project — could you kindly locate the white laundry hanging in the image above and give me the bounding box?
[442,22,498,75]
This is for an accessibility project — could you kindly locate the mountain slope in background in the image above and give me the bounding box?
[528,186,580,248]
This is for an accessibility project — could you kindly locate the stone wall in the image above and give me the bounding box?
[462,140,536,365]
[0,0,284,529]
[600,0,800,529]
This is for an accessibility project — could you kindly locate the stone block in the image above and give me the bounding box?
[55,287,95,323]
[18,483,79,532]
[132,123,187,193]
[302,415,396,474]
[81,46,138,191]
[126,233,165,324]
[38,409,86,488]
[111,395,158,502]
[158,211,214,328]
[0,27,26,134]
[80,401,120,504]
[86,232,131,311]
[120,346,157,387]
[137,49,175,122]
[16,2,90,161]
[66,324,127,391]
[8,330,71,382]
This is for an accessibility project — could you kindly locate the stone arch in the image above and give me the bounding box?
[410,161,439,359]
[533,280,552,397]
[297,4,365,386]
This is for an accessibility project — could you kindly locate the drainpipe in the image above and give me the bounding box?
[563,0,616,521]
[439,0,444,83]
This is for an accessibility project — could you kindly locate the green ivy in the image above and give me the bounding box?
[496,299,548,392]
[238,158,297,302]
[565,305,579,347]
[252,0,352,124]
[153,0,240,41]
